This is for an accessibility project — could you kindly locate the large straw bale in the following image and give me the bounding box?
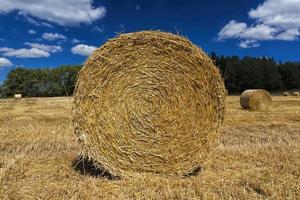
[293,92,299,96]
[73,31,226,177]
[14,94,22,100]
[240,89,272,110]
[283,92,290,96]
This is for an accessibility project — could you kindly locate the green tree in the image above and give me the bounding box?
[2,65,82,97]
[279,62,300,89]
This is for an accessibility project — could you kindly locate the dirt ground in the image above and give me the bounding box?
[0,96,299,199]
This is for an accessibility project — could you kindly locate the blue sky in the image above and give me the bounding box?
[0,0,300,83]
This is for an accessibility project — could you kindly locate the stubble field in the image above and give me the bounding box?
[0,96,299,199]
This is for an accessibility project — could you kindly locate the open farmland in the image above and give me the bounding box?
[0,96,299,199]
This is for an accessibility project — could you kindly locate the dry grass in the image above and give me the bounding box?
[0,96,299,199]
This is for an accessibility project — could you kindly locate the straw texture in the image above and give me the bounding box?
[73,31,226,177]
[240,89,272,111]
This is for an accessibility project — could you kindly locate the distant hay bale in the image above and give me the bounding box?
[240,89,272,111]
[283,92,290,96]
[73,31,226,177]
[293,92,300,96]
[14,94,22,100]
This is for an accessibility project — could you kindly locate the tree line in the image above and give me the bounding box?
[0,65,81,97]
[211,53,300,93]
[0,55,299,97]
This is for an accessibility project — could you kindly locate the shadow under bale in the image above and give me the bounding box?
[72,156,120,180]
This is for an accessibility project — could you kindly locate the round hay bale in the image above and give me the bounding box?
[73,31,226,177]
[293,92,300,96]
[283,92,290,96]
[14,94,22,100]
[240,89,272,110]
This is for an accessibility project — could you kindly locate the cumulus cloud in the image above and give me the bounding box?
[0,43,62,58]
[0,57,12,67]
[42,33,66,41]
[218,0,300,48]
[0,47,14,52]
[0,0,106,26]
[71,44,97,56]
[249,0,300,29]
[239,40,260,49]
[24,42,62,53]
[276,28,300,41]
[218,20,247,40]
[17,13,53,28]
[240,24,277,40]
[1,48,49,58]
[218,21,276,41]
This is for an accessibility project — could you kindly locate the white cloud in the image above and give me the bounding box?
[218,20,247,40]
[218,21,276,41]
[24,42,62,53]
[18,14,53,28]
[0,57,12,67]
[239,24,277,40]
[28,29,36,34]
[42,33,66,41]
[249,0,300,29]
[0,43,62,58]
[239,40,260,49]
[2,48,49,58]
[276,28,300,41]
[71,44,97,56]
[218,0,300,48]
[0,0,106,26]
[0,47,14,52]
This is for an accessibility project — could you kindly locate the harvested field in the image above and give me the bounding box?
[0,96,299,199]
